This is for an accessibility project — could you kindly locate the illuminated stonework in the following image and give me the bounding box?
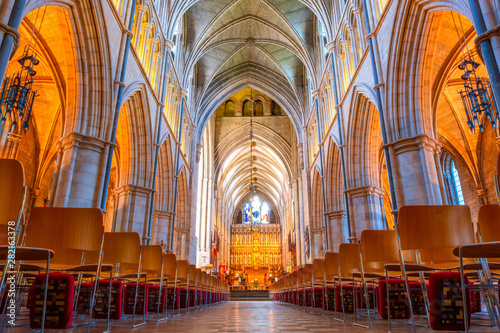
[229,224,282,285]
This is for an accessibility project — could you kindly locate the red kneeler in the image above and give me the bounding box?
[77,280,123,320]
[324,287,335,311]
[377,279,410,320]
[166,287,180,309]
[335,285,355,313]
[428,272,470,331]
[29,273,75,329]
[148,285,166,313]
[125,283,149,315]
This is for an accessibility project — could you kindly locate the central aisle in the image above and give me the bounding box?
[104,301,489,333]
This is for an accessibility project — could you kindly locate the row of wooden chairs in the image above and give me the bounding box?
[270,204,500,332]
[0,159,229,331]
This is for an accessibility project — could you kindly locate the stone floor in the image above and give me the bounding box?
[9,301,500,332]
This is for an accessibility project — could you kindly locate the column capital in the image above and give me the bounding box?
[311,89,320,98]
[326,41,336,53]
[180,88,189,97]
[345,185,385,198]
[384,134,439,155]
[165,39,174,51]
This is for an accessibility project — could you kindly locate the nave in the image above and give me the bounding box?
[10,301,494,333]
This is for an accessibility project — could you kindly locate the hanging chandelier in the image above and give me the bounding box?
[0,7,46,139]
[452,12,498,133]
[248,88,257,194]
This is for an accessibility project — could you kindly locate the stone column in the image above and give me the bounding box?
[140,23,153,63]
[388,134,443,206]
[113,184,153,234]
[0,0,23,83]
[326,210,346,252]
[346,186,385,238]
[347,25,359,66]
[353,8,366,50]
[132,5,146,49]
[51,133,106,208]
[152,210,173,245]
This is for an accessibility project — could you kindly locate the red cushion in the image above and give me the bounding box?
[356,286,375,309]
[409,281,427,315]
[93,280,123,320]
[428,272,470,331]
[124,283,149,315]
[167,287,180,309]
[29,273,74,329]
[148,285,166,313]
[324,286,335,311]
[335,285,355,313]
[377,279,410,320]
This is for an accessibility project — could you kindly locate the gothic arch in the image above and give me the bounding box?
[346,89,383,189]
[24,0,113,139]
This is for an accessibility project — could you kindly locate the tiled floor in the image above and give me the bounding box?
[10,301,499,332]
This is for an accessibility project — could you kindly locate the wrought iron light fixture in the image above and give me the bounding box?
[248,88,257,194]
[452,11,498,132]
[0,7,46,140]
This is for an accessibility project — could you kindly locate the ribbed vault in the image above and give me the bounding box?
[182,0,318,129]
[214,115,292,225]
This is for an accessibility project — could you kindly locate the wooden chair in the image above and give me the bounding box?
[0,159,28,319]
[478,204,500,243]
[195,269,202,308]
[339,243,370,328]
[99,232,145,328]
[495,153,500,202]
[141,245,165,321]
[459,204,500,331]
[360,230,427,331]
[324,252,341,318]
[24,207,105,331]
[187,264,197,309]
[0,159,27,246]
[176,260,189,312]
[163,253,178,316]
[312,259,325,311]
[398,205,479,332]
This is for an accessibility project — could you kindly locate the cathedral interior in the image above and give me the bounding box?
[0,0,500,332]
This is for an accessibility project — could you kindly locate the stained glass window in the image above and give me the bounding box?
[243,203,251,224]
[261,202,270,223]
[451,161,465,205]
[242,196,270,224]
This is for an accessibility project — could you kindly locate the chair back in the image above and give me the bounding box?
[312,259,324,282]
[0,159,26,245]
[188,264,197,285]
[141,245,163,276]
[25,207,104,266]
[303,264,313,281]
[102,232,141,274]
[339,243,361,277]
[196,268,202,284]
[176,260,189,281]
[478,204,500,242]
[398,205,474,265]
[163,253,177,280]
[360,230,399,271]
[324,252,339,280]
[495,153,500,199]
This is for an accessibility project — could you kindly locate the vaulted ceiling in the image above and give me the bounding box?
[182,0,319,129]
